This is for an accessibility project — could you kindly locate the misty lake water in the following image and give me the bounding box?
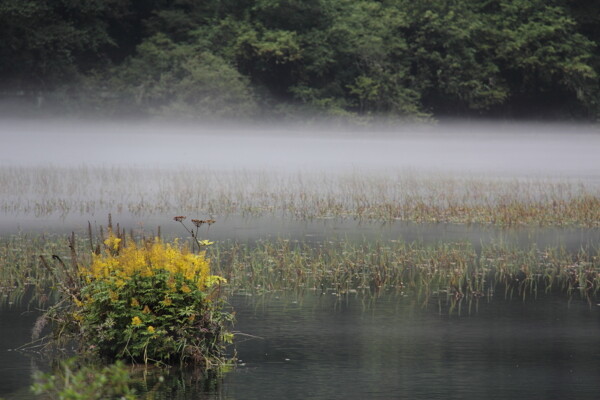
[1,120,599,399]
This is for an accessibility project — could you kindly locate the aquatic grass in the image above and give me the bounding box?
[208,239,600,303]
[1,166,599,227]
[0,233,78,307]
[2,233,598,309]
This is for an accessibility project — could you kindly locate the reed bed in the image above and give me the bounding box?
[0,233,69,305]
[210,239,600,302]
[1,166,599,226]
[2,233,598,307]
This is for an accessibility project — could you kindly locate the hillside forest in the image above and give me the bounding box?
[1,0,599,121]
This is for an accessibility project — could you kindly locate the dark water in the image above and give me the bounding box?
[2,293,599,400]
[0,307,42,399]
[226,294,600,400]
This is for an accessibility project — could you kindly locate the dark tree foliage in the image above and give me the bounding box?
[0,0,119,89]
[1,0,598,120]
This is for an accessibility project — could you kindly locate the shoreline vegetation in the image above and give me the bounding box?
[1,166,599,227]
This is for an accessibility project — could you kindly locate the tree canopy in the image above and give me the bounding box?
[1,0,598,120]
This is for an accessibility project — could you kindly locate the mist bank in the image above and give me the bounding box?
[1,0,599,121]
[1,119,599,181]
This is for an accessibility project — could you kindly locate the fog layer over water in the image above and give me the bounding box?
[1,119,599,180]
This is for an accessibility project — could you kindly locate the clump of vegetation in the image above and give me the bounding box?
[31,358,137,400]
[39,227,233,368]
[30,356,225,400]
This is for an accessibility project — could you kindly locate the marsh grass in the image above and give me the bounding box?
[1,166,599,226]
[3,232,597,309]
[0,233,72,307]
[209,239,600,304]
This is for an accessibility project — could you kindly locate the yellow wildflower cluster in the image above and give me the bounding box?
[81,233,223,290]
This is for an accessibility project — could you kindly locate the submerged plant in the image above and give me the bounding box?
[41,229,233,368]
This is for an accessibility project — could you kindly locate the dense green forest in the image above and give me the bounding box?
[1,0,599,121]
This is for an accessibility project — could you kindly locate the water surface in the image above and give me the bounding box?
[2,293,599,399]
[2,213,599,253]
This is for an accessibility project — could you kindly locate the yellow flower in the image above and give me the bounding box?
[147,326,155,333]
[131,316,142,326]
[142,305,151,314]
[79,235,215,295]
[104,234,122,250]
[188,314,196,322]
[162,297,172,306]
[73,298,83,307]
[130,298,140,307]
[199,240,214,246]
